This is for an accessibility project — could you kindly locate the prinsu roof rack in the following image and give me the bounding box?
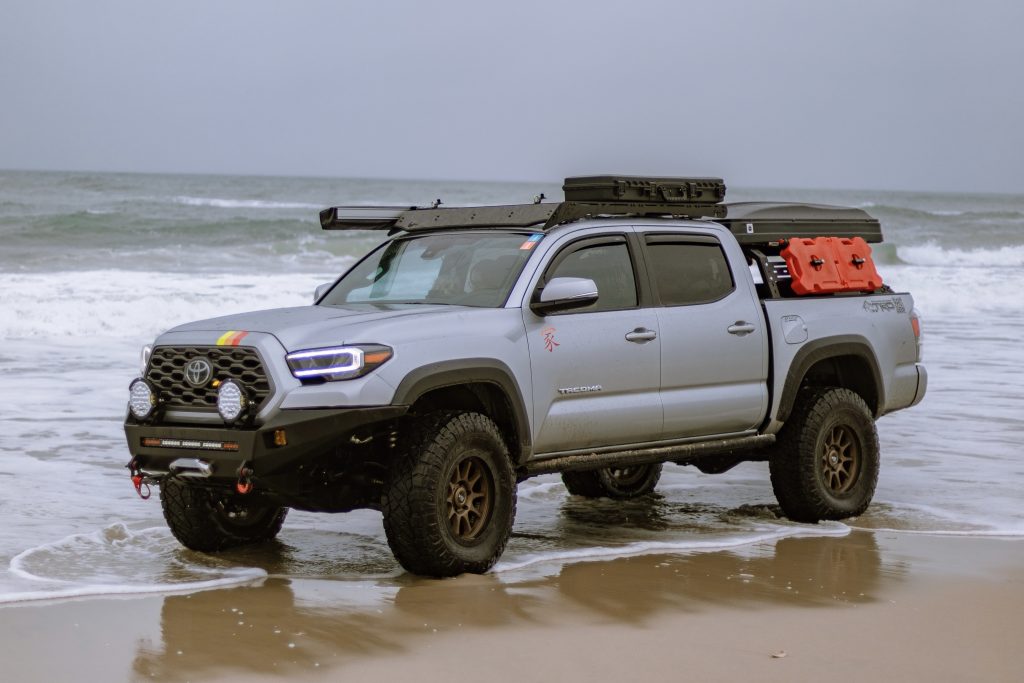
[319,175,728,233]
[318,176,883,244]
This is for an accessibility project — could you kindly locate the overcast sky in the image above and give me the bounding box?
[1,0,1022,193]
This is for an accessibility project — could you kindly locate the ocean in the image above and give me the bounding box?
[1,169,1021,604]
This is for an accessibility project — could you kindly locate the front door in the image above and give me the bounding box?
[524,233,662,454]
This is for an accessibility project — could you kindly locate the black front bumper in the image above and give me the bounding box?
[125,406,407,484]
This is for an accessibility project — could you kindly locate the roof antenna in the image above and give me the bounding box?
[431,198,443,209]
[533,193,546,205]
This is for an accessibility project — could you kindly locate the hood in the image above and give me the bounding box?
[168,304,469,351]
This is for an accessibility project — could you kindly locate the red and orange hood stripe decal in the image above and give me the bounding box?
[216,330,250,346]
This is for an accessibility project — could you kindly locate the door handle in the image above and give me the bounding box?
[625,327,657,343]
[727,321,756,336]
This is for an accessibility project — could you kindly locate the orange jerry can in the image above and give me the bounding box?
[781,237,883,295]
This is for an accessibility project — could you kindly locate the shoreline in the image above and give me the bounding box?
[2,530,1021,682]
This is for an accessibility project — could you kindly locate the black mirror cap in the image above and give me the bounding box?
[530,291,599,316]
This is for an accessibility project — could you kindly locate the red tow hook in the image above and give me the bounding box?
[127,459,151,500]
[236,464,255,495]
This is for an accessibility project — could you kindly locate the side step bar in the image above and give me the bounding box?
[522,434,775,478]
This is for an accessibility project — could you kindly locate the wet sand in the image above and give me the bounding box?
[2,531,1021,682]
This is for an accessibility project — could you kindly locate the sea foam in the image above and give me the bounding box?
[175,196,322,210]
[4,524,266,605]
[0,270,327,340]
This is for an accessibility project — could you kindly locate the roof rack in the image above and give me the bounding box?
[320,175,729,233]
[316,176,882,243]
[319,200,726,233]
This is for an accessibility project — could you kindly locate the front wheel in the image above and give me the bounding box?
[382,411,517,577]
[160,479,288,552]
[769,387,879,522]
[562,463,662,499]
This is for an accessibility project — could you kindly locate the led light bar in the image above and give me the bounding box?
[140,437,240,451]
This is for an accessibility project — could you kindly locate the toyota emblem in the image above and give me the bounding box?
[184,358,214,388]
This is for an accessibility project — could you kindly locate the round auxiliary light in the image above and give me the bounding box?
[128,378,157,421]
[217,379,250,424]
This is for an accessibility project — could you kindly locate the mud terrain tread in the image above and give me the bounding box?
[160,479,287,552]
[769,387,879,522]
[381,411,516,577]
[562,463,663,499]
[561,469,610,498]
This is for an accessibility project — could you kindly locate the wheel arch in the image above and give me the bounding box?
[391,359,532,465]
[777,336,884,423]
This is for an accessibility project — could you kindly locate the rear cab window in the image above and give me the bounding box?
[642,233,735,306]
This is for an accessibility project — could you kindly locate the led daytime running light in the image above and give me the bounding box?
[285,345,392,381]
[287,347,363,378]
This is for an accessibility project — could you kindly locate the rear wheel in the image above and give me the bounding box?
[769,387,879,522]
[562,463,662,499]
[160,478,288,552]
[382,411,517,577]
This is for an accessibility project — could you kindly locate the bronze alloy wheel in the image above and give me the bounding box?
[382,411,516,576]
[446,455,494,541]
[769,387,879,522]
[821,424,861,494]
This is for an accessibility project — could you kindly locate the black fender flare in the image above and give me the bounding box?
[391,358,533,464]
[776,335,884,423]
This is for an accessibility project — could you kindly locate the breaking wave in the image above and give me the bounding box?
[896,243,1024,268]
[175,196,322,210]
[3,524,266,604]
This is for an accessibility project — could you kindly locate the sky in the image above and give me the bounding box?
[1,0,1022,193]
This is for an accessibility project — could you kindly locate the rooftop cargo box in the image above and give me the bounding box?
[564,175,726,205]
[720,202,883,245]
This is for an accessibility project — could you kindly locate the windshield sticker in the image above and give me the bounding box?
[520,234,544,250]
[542,326,560,352]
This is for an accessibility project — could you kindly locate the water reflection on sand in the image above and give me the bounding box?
[132,530,896,679]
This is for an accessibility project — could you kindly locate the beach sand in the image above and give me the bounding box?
[2,531,1021,682]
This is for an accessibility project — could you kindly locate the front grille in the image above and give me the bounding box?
[146,346,272,412]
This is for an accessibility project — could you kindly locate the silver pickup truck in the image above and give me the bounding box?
[124,175,927,577]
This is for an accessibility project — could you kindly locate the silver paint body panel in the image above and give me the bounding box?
[147,216,925,460]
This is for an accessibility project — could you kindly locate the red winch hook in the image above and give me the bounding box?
[127,459,151,500]
[236,464,254,495]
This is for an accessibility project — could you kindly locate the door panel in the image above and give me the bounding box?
[525,234,662,454]
[526,309,662,453]
[643,235,768,437]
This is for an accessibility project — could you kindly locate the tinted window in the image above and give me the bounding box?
[646,241,734,306]
[547,241,637,312]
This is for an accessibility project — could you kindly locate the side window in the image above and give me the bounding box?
[545,238,638,313]
[644,236,735,306]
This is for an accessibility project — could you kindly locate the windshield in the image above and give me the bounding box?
[321,232,541,307]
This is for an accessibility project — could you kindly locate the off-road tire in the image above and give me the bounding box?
[381,411,517,577]
[160,478,288,552]
[769,387,879,522]
[562,463,663,499]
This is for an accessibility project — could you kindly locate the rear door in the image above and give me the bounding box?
[524,230,662,454]
[640,231,768,438]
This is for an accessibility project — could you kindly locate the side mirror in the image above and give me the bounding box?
[314,282,333,302]
[531,277,599,315]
